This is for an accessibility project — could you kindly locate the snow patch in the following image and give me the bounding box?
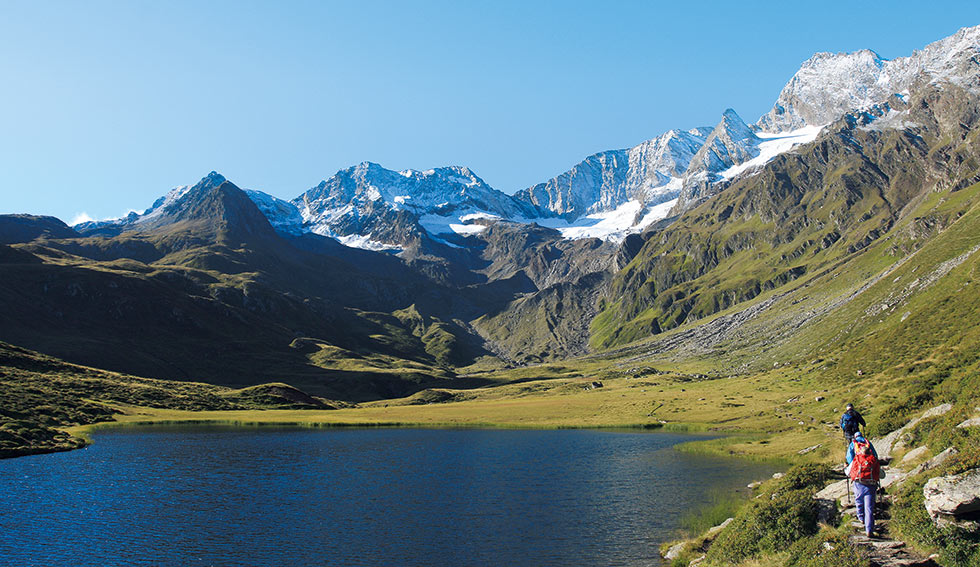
[721,126,823,180]
[532,198,678,242]
[309,223,401,252]
[460,212,501,222]
[419,209,495,236]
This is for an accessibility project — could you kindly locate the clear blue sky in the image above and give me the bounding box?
[2,1,979,224]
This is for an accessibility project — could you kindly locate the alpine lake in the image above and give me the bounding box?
[1,426,777,566]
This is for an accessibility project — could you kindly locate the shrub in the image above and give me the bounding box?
[707,489,820,565]
[786,529,869,567]
[779,463,834,491]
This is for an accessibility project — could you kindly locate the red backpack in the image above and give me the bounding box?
[850,440,879,483]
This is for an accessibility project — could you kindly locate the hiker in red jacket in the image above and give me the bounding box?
[846,432,881,537]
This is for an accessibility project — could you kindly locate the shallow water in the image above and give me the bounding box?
[0,426,775,566]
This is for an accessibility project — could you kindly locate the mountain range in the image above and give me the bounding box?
[3,24,980,403]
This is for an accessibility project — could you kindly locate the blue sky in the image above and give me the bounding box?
[2,1,979,224]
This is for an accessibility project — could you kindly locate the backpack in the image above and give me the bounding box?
[841,410,859,435]
[849,441,879,484]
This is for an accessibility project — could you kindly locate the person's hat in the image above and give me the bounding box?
[846,403,854,409]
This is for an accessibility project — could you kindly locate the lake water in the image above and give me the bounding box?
[0,426,775,566]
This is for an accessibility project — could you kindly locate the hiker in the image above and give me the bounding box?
[840,403,866,445]
[846,432,881,538]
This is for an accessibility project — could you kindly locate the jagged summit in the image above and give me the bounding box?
[291,161,543,250]
[757,24,980,132]
[70,25,980,251]
[514,127,710,221]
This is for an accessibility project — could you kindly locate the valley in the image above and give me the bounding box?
[4,23,980,567]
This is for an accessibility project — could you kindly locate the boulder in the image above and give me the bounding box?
[910,447,958,476]
[874,403,953,460]
[956,417,980,429]
[901,445,929,464]
[705,518,733,539]
[923,469,980,518]
[815,479,849,502]
[881,467,907,490]
[664,541,688,560]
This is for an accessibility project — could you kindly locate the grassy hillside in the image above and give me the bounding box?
[593,82,980,352]
[0,341,333,458]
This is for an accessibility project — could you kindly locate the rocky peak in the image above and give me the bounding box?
[688,109,760,174]
[757,25,980,133]
[138,175,278,242]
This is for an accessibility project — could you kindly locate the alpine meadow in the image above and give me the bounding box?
[4,11,980,567]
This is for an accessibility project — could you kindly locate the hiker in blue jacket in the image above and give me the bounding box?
[846,432,881,538]
[840,403,866,445]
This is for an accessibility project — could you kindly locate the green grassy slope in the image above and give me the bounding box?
[0,341,334,458]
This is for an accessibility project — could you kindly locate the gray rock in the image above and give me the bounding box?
[921,403,955,420]
[923,469,980,518]
[798,444,822,455]
[956,417,980,429]
[901,446,929,464]
[815,479,849,502]
[664,541,688,560]
[874,403,953,460]
[705,517,733,539]
[772,472,785,480]
[911,447,958,476]
[881,467,907,490]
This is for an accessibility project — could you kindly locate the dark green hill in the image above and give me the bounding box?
[0,341,334,458]
[0,214,79,244]
[0,176,495,400]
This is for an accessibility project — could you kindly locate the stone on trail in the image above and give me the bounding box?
[815,479,849,502]
[881,467,908,490]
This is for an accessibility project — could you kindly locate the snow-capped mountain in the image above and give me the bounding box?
[512,106,817,225]
[73,172,228,236]
[75,25,980,252]
[291,162,544,250]
[758,25,980,133]
[513,128,711,220]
